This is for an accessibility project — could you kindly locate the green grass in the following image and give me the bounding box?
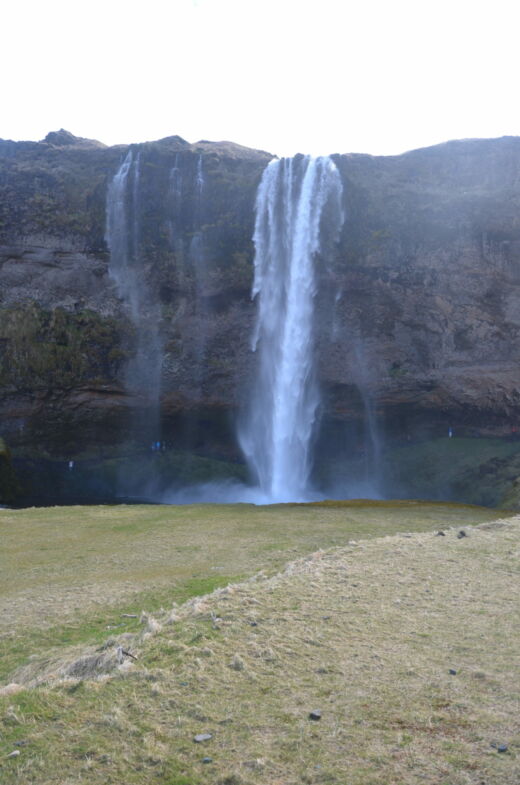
[1,500,506,639]
[0,510,519,784]
[0,501,518,784]
[0,576,241,682]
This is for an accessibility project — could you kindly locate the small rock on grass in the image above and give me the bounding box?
[193,733,212,743]
[457,530,467,539]
[7,750,20,758]
[202,757,213,763]
[491,742,508,753]
[449,669,457,675]
[309,710,322,721]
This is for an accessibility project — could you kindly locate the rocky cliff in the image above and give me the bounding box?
[327,139,520,428]
[1,130,520,504]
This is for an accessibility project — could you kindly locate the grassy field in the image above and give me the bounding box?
[1,501,519,783]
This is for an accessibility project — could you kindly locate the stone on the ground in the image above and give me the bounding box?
[193,733,212,743]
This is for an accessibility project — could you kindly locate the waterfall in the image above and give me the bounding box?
[329,295,384,499]
[170,153,182,209]
[359,385,383,492]
[350,341,383,494]
[132,151,141,286]
[196,154,204,198]
[240,155,343,503]
[106,151,162,433]
[105,151,135,313]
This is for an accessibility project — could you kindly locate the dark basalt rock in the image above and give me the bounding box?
[1,133,520,504]
[0,438,21,504]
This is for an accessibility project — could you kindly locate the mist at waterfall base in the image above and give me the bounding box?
[162,156,383,506]
[161,469,384,507]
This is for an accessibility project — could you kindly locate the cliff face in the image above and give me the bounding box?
[0,132,271,460]
[1,131,520,503]
[322,139,520,431]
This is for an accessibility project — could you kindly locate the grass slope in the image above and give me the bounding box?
[1,501,507,636]
[1,502,518,783]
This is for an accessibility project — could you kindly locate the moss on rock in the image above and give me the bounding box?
[0,438,21,504]
[498,476,520,509]
[0,304,126,389]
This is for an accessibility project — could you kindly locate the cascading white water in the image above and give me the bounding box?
[239,155,343,503]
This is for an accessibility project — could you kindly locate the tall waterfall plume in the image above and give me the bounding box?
[239,155,343,503]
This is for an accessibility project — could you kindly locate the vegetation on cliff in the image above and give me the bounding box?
[0,136,116,248]
[0,304,125,389]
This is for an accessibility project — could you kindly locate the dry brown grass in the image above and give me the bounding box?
[1,513,519,784]
[0,500,504,636]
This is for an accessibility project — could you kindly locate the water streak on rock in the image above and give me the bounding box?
[106,151,162,431]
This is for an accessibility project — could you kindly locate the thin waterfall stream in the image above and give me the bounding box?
[106,150,163,461]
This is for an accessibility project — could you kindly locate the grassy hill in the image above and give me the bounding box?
[1,501,519,783]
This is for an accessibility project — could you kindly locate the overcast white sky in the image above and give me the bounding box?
[3,0,519,157]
